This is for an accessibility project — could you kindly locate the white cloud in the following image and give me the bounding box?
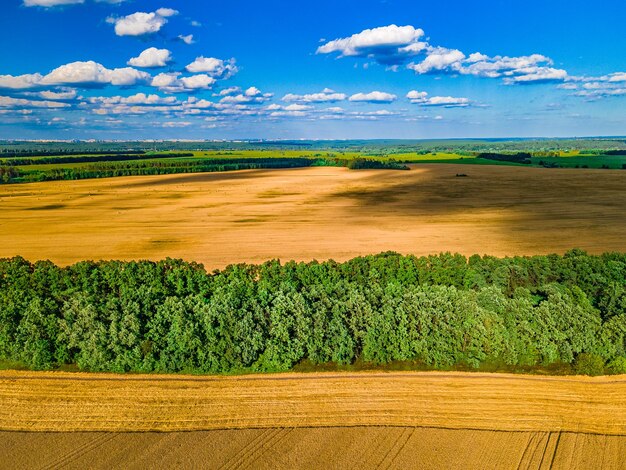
[155,8,177,17]
[40,61,150,87]
[562,77,626,99]
[0,73,44,90]
[108,9,178,37]
[270,110,307,118]
[0,96,70,109]
[217,86,241,96]
[151,72,179,88]
[185,57,238,79]
[317,108,396,121]
[178,34,194,45]
[348,91,397,103]
[282,90,347,103]
[180,75,216,90]
[607,73,626,82]
[89,93,178,106]
[319,24,571,85]
[408,48,465,74]
[219,87,273,104]
[23,0,83,6]
[151,72,216,93]
[317,25,425,65]
[407,90,470,107]
[160,121,192,128]
[27,0,129,4]
[457,53,567,84]
[36,89,77,100]
[269,103,312,112]
[503,67,568,84]
[128,47,172,68]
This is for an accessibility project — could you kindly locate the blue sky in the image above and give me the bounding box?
[0,0,624,140]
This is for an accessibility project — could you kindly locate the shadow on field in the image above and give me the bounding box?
[118,169,275,188]
[326,164,626,223]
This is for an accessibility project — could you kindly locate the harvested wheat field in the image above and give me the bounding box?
[4,428,626,470]
[1,371,626,469]
[0,164,624,269]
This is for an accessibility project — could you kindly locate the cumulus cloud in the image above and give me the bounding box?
[559,71,626,99]
[606,73,626,82]
[561,77,626,99]
[159,121,192,128]
[127,47,172,68]
[185,57,238,79]
[317,25,425,65]
[406,90,470,107]
[319,23,570,85]
[282,89,347,103]
[216,86,241,96]
[0,96,70,109]
[89,93,178,106]
[407,49,568,84]
[155,7,177,17]
[348,91,397,103]
[151,72,216,93]
[108,8,178,37]
[23,0,83,6]
[408,48,465,74]
[180,75,216,90]
[0,61,150,91]
[35,89,78,100]
[270,103,312,112]
[316,108,397,121]
[40,61,150,87]
[219,86,273,104]
[0,73,44,90]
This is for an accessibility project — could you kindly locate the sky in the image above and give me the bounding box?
[0,0,624,140]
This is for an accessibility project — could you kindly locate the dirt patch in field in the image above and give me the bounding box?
[0,165,624,269]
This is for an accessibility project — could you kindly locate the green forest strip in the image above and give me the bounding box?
[0,153,194,166]
[0,157,408,184]
[1,251,625,375]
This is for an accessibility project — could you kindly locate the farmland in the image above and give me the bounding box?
[2,370,626,468]
[1,164,624,268]
[1,138,626,184]
[1,142,625,468]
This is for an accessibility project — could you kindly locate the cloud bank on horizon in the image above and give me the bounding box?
[0,0,624,139]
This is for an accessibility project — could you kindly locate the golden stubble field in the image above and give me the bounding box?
[2,371,626,469]
[1,164,625,268]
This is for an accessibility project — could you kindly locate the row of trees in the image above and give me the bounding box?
[1,157,414,185]
[1,158,318,184]
[0,153,193,166]
[0,251,624,374]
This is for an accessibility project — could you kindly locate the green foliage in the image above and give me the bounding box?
[0,251,623,374]
[573,353,605,376]
[346,158,409,170]
[607,356,626,374]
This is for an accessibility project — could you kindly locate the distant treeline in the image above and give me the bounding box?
[0,150,146,158]
[606,150,626,156]
[0,158,317,184]
[345,158,410,170]
[1,250,624,375]
[0,157,410,184]
[0,153,193,166]
[476,153,532,164]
